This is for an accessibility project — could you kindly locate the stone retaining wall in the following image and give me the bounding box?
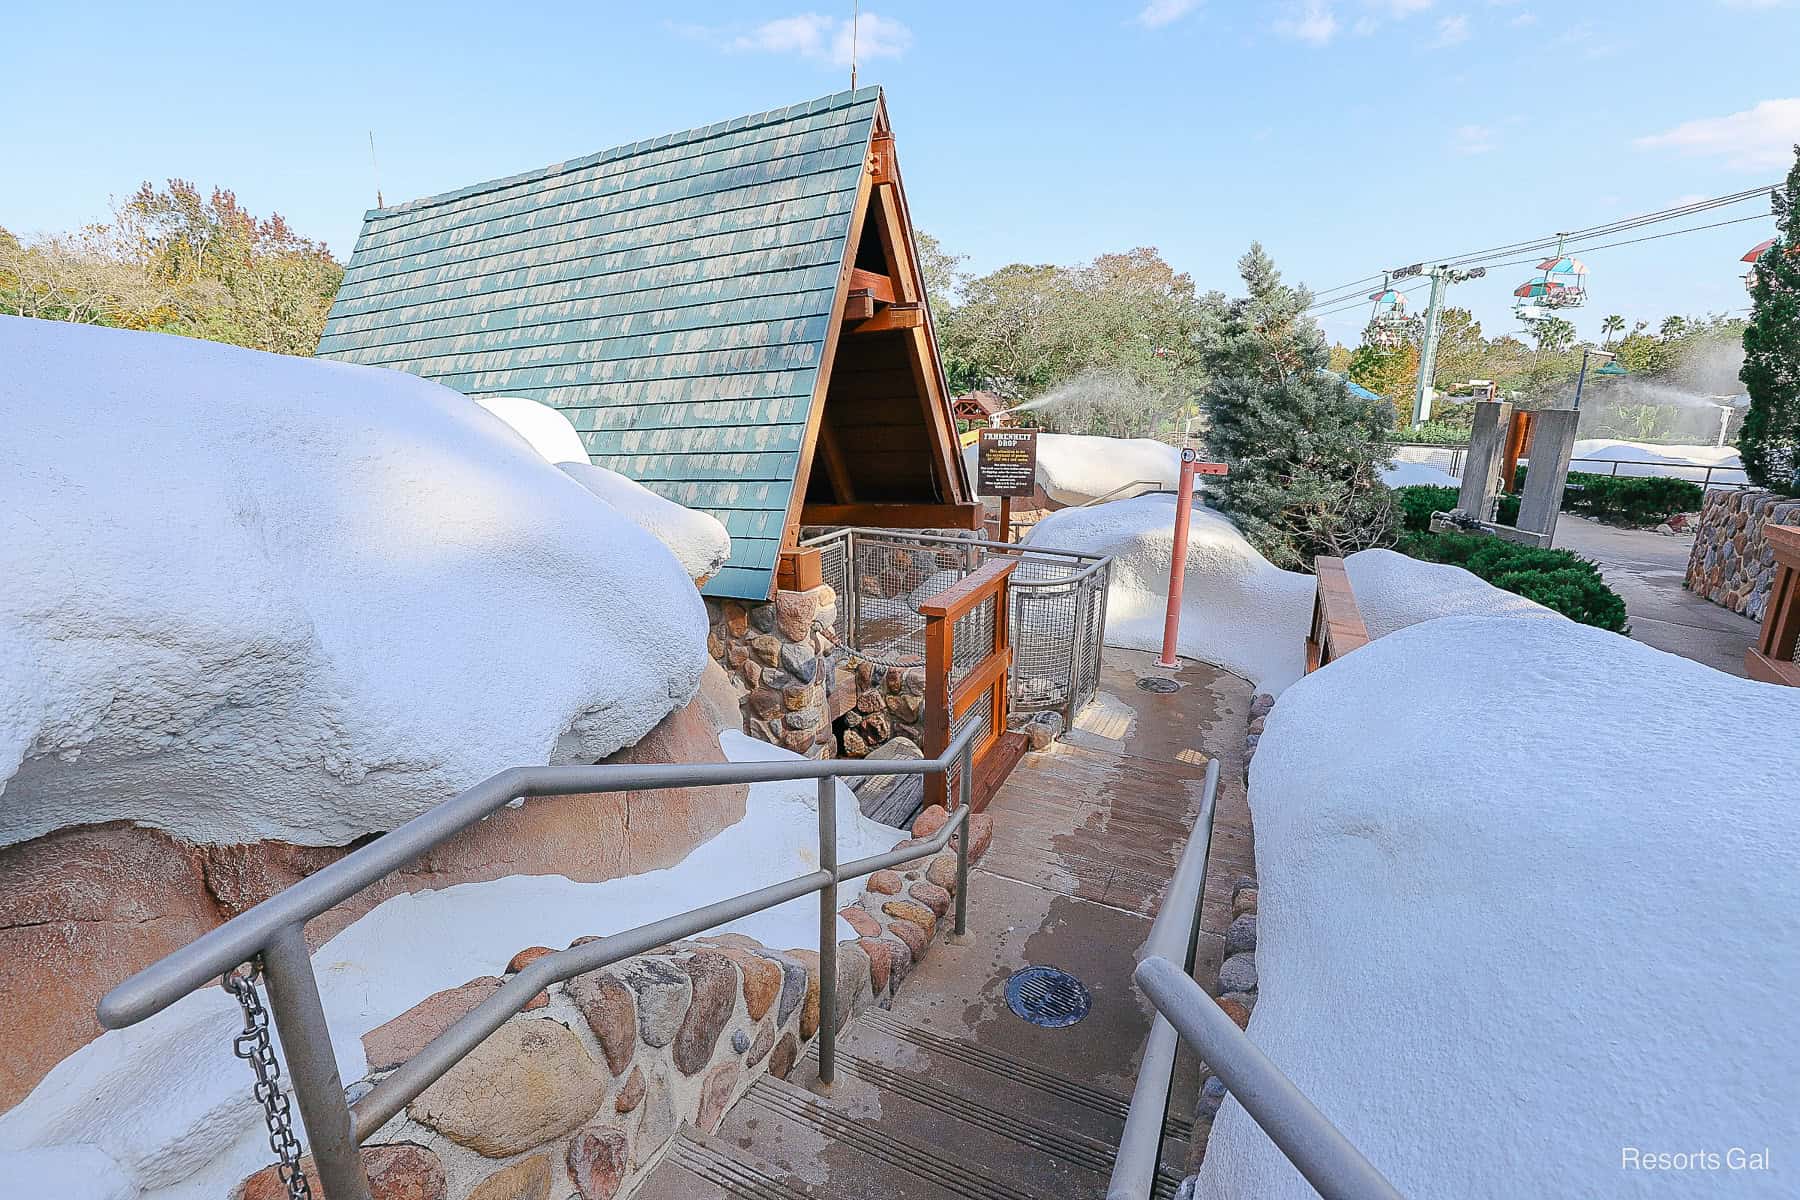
[705,586,842,759]
[1685,488,1800,622]
[241,808,993,1200]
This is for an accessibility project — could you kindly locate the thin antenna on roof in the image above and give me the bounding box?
[368,131,385,209]
[850,0,859,90]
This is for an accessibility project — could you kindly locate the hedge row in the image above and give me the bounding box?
[1395,471,1701,531]
[1395,530,1629,631]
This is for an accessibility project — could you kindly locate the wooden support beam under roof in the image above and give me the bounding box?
[848,303,925,334]
[800,502,984,530]
[848,268,896,304]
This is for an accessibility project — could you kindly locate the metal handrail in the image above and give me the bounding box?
[1133,959,1404,1200]
[1078,478,1174,508]
[97,720,983,1200]
[1106,756,1404,1200]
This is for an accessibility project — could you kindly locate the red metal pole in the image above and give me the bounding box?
[1158,456,1199,668]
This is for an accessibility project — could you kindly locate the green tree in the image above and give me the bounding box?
[1739,146,1800,492]
[1601,313,1625,345]
[1346,339,1418,426]
[1200,245,1396,569]
[911,229,966,319]
[1531,315,1577,354]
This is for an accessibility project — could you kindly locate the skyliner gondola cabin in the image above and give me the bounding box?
[317,87,975,601]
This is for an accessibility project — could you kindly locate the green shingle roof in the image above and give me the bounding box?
[316,87,884,599]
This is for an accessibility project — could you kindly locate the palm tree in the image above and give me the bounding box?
[1600,313,1625,346]
[1659,315,1688,339]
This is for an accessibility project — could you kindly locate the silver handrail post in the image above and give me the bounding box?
[817,773,838,1089]
[954,741,972,938]
[260,924,371,1200]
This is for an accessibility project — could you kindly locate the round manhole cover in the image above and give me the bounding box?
[1137,675,1182,694]
[1005,966,1092,1028]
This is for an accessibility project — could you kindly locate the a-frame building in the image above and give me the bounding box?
[317,87,974,599]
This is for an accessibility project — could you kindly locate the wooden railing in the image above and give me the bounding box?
[1305,556,1372,673]
[920,559,1022,810]
[1746,524,1800,687]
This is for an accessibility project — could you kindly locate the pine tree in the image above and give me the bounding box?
[1739,147,1800,494]
[1200,245,1397,570]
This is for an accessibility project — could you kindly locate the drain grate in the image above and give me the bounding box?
[1137,675,1182,694]
[1005,965,1092,1028]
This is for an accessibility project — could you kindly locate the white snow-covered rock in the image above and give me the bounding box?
[559,461,731,582]
[0,317,707,848]
[0,730,902,1199]
[472,393,592,464]
[1343,548,1554,639]
[1027,495,1314,691]
[1380,460,1461,489]
[471,395,732,580]
[1570,438,1745,482]
[1198,615,1800,1199]
[961,433,1181,507]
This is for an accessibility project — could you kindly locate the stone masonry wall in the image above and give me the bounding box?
[1686,488,1800,622]
[705,586,842,758]
[236,809,995,1200]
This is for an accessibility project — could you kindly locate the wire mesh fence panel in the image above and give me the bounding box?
[814,531,852,646]
[848,536,972,667]
[949,595,996,690]
[1009,581,1079,713]
[941,693,992,804]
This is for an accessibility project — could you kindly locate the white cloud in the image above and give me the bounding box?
[1137,0,1202,27]
[1451,123,1496,154]
[723,11,912,66]
[1509,10,1537,25]
[1719,0,1792,8]
[1372,0,1434,13]
[1432,13,1471,43]
[1276,0,1341,44]
[1635,99,1800,170]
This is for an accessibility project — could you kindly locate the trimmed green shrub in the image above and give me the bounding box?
[1490,567,1629,632]
[1394,484,1518,532]
[1562,473,1703,525]
[1396,485,1459,532]
[1508,467,1702,526]
[1394,531,1629,632]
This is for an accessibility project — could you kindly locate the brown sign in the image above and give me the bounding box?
[976,429,1039,497]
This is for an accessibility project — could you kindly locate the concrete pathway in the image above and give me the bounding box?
[643,647,1251,1199]
[1552,514,1759,676]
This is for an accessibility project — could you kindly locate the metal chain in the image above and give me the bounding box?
[223,960,314,1200]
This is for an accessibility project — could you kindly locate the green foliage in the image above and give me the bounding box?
[1393,484,1515,532]
[1394,531,1628,631]
[1400,419,1475,445]
[1738,146,1800,493]
[1345,340,1418,426]
[1200,245,1397,570]
[935,245,1205,424]
[1561,472,1703,525]
[0,180,342,356]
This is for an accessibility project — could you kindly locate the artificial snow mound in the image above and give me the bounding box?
[1569,438,1746,482]
[474,395,731,580]
[961,433,1180,507]
[1198,615,1800,1199]
[0,318,707,847]
[1026,495,1314,690]
[473,393,591,464]
[1342,548,1554,639]
[560,461,731,582]
[0,731,902,1199]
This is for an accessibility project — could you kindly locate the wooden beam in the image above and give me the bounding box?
[842,292,877,323]
[773,146,879,596]
[919,560,1018,623]
[970,731,1027,814]
[800,502,984,531]
[868,133,896,186]
[847,268,895,305]
[817,423,855,503]
[848,303,924,334]
[776,546,823,592]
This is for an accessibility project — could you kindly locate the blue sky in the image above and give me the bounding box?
[5,1,1797,347]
